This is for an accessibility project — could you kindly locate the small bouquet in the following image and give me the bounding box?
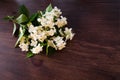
[5,4,75,57]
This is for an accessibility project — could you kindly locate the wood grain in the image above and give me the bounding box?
[0,0,120,80]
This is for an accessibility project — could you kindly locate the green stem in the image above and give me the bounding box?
[46,41,49,56]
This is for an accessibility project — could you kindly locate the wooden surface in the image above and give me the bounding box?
[0,0,120,80]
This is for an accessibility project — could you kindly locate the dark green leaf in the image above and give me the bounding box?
[12,23,17,36]
[4,16,14,21]
[15,26,25,47]
[46,4,53,12]
[26,51,34,58]
[47,47,56,56]
[19,5,29,17]
[29,13,38,22]
[40,42,47,46]
[31,16,40,26]
[16,14,28,24]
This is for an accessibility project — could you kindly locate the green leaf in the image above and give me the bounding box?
[4,16,14,21]
[29,13,38,22]
[40,42,47,46]
[26,51,34,58]
[47,47,56,56]
[46,4,53,12]
[31,15,40,26]
[19,5,29,17]
[16,14,28,24]
[12,23,17,36]
[15,26,25,47]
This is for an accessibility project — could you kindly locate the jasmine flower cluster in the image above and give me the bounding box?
[6,4,75,57]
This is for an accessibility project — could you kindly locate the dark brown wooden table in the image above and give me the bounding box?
[0,0,120,80]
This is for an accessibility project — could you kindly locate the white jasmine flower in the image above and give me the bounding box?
[55,16,67,28]
[64,27,75,40]
[19,42,29,51]
[56,40,66,50]
[37,32,47,42]
[48,40,57,50]
[51,6,62,17]
[37,17,47,26]
[36,27,43,35]
[53,36,63,42]
[37,17,54,28]
[29,32,38,41]
[28,24,37,33]
[31,44,43,54]
[29,29,47,42]
[30,40,38,47]
[37,18,41,22]
[44,12,54,21]
[45,20,54,28]
[45,27,56,36]
[53,36,66,50]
